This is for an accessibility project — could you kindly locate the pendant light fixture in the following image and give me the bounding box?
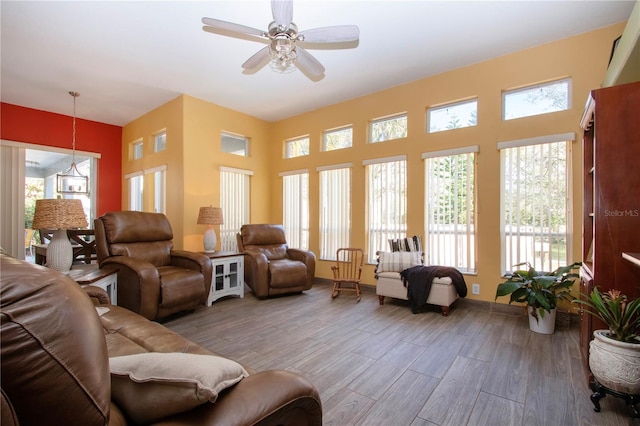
[56,91,89,195]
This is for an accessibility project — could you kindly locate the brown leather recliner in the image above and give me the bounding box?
[237,224,315,298]
[95,211,212,321]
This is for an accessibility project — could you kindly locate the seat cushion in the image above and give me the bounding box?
[269,259,307,288]
[158,266,205,308]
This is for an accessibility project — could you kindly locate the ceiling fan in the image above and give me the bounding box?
[202,0,360,79]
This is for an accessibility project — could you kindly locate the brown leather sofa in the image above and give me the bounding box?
[237,224,316,298]
[95,211,213,321]
[0,254,322,425]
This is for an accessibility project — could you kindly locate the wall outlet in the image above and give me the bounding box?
[472,283,480,295]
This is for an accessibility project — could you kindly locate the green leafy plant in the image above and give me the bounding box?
[573,287,640,343]
[495,262,581,322]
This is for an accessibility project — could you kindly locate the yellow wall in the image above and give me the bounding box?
[122,23,626,307]
[268,23,626,305]
[122,94,272,252]
[121,96,186,243]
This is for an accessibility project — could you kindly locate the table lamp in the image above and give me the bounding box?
[197,206,224,253]
[31,198,88,273]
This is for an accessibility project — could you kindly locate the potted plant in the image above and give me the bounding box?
[573,288,640,395]
[495,262,581,334]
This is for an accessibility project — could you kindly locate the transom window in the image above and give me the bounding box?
[154,131,166,153]
[369,114,407,143]
[499,133,573,273]
[221,132,249,156]
[131,140,143,160]
[428,99,478,133]
[424,147,477,273]
[285,136,310,158]
[322,126,352,151]
[503,78,571,120]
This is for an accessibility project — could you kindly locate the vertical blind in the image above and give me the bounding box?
[424,148,477,273]
[318,165,351,260]
[282,171,309,249]
[220,167,252,252]
[499,135,572,273]
[365,156,407,263]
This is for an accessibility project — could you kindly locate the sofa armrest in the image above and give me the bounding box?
[170,250,213,294]
[83,285,111,305]
[287,249,316,290]
[158,370,322,426]
[243,248,270,298]
[101,257,160,320]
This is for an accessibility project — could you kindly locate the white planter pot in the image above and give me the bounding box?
[589,330,640,395]
[528,307,556,334]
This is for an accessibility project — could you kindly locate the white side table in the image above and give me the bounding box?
[69,264,118,305]
[202,251,244,306]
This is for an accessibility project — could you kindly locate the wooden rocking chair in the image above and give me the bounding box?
[331,248,365,302]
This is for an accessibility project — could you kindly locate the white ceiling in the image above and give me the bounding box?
[1,1,634,127]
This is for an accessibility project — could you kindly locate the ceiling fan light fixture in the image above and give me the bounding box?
[269,37,297,73]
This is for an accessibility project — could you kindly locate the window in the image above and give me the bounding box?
[131,140,143,160]
[221,132,249,156]
[322,126,352,151]
[369,114,407,143]
[284,136,309,158]
[424,147,477,273]
[220,166,252,251]
[503,78,571,120]
[428,99,477,133]
[318,164,351,260]
[281,170,309,249]
[126,172,143,211]
[365,156,407,262]
[154,131,166,153]
[499,133,574,273]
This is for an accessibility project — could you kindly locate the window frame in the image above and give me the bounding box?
[502,78,571,121]
[318,163,352,260]
[284,136,310,158]
[221,132,249,157]
[498,133,575,274]
[322,125,353,151]
[131,139,143,160]
[219,166,253,251]
[364,155,407,263]
[427,98,478,133]
[281,169,309,250]
[368,113,408,143]
[423,146,478,273]
[153,130,166,153]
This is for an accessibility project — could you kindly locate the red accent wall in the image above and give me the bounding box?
[1,102,122,216]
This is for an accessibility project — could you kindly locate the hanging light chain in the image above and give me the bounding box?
[69,91,79,164]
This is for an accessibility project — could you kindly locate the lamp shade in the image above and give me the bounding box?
[197,206,224,225]
[32,199,88,230]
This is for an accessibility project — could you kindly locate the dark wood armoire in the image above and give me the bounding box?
[579,80,640,384]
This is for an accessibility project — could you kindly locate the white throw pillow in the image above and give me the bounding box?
[376,251,422,273]
[110,352,249,424]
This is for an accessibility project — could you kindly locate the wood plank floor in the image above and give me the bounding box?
[164,283,638,426]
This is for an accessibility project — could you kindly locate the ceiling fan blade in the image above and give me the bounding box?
[242,46,272,71]
[299,25,360,43]
[271,0,293,28]
[202,17,265,38]
[295,46,325,78]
